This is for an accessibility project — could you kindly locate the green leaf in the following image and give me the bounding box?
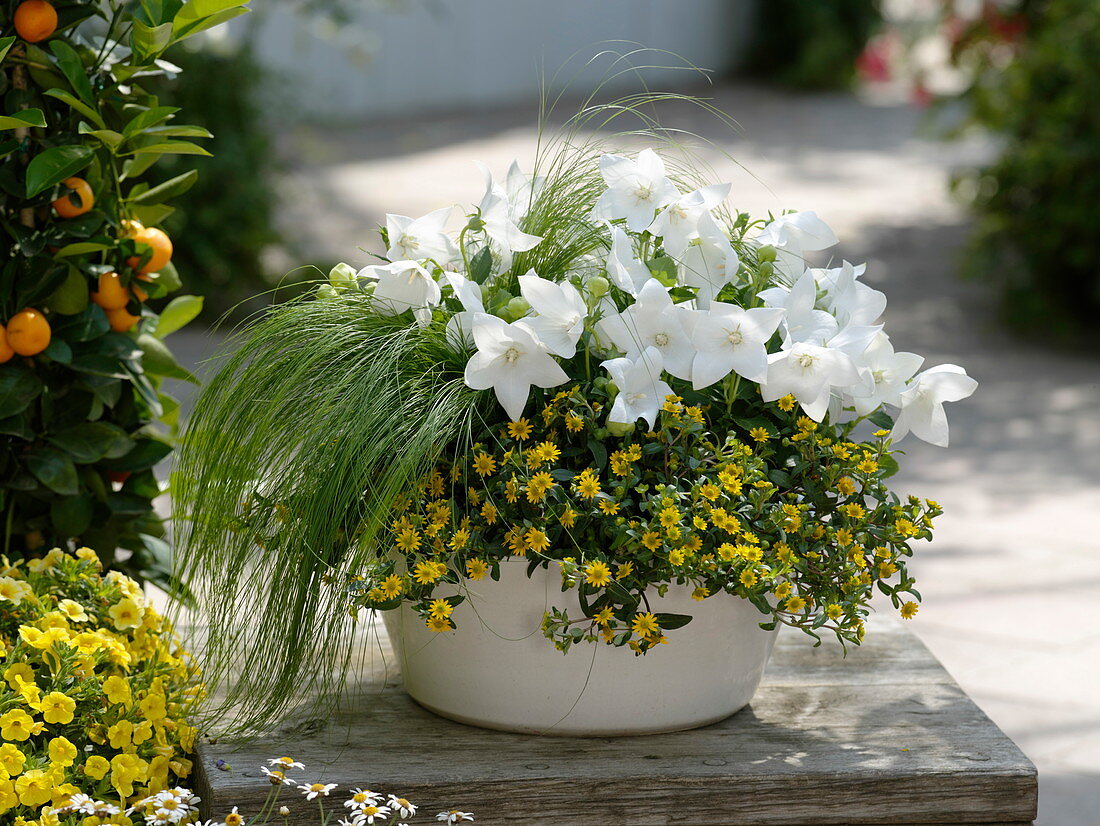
[0,365,44,418]
[78,122,125,151]
[131,20,174,61]
[868,409,894,429]
[44,89,105,129]
[138,333,198,383]
[132,169,198,205]
[0,110,47,130]
[172,0,251,42]
[0,36,16,65]
[653,612,694,630]
[122,106,180,139]
[53,242,112,259]
[25,145,95,197]
[143,124,213,139]
[124,141,211,157]
[51,496,94,536]
[103,438,172,472]
[50,40,96,105]
[26,447,80,495]
[53,305,111,342]
[130,203,175,227]
[152,295,203,338]
[48,422,135,463]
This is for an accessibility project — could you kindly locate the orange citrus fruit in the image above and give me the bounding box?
[0,326,14,363]
[106,307,140,332]
[91,271,129,311]
[126,226,172,274]
[52,177,95,218]
[132,282,148,302]
[6,308,51,356]
[14,0,57,42]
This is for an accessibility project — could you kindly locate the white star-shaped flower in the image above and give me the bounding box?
[602,346,674,430]
[463,313,569,421]
[691,303,785,388]
[604,222,654,296]
[847,331,923,416]
[360,260,441,326]
[386,207,458,263]
[891,364,977,447]
[678,211,741,307]
[648,183,731,257]
[518,270,587,358]
[595,279,696,380]
[476,161,543,254]
[760,341,863,421]
[591,148,680,232]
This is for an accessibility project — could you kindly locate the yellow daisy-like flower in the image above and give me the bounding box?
[631,612,660,638]
[641,531,662,551]
[739,568,758,587]
[836,476,857,495]
[584,561,612,588]
[748,426,770,443]
[472,452,496,477]
[559,507,577,528]
[507,418,533,440]
[565,412,585,432]
[900,601,919,619]
[526,528,550,554]
[777,394,797,412]
[573,469,600,499]
[395,527,422,553]
[429,598,454,619]
[597,500,620,516]
[615,561,634,580]
[535,440,561,464]
[412,561,445,585]
[426,615,454,633]
[784,595,807,613]
[773,581,792,600]
[449,528,470,550]
[380,574,405,599]
[466,558,489,580]
[692,587,710,601]
[526,471,555,503]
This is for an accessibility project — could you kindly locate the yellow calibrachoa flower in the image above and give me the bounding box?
[47,737,77,767]
[101,674,131,706]
[83,755,110,780]
[14,769,52,807]
[107,597,143,630]
[0,710,35,741]
[0,744,26,776]
[36,692,76,725]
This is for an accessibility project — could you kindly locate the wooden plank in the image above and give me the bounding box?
[194,618,1037,825]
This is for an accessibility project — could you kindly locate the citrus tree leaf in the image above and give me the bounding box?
[25,145,95,196]
[151,294,202,338]
[0,109,47,130]
[26,447,80,495]
[0,364,44,418]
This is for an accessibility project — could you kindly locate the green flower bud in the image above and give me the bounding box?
[607,421,635,437]
[757,245,777,263]
[505,296,531,320]
[586,275,610,298]
[316,284,338,300]
[758,261,775,281]
[328,262,357,287]
[604,380,619,396]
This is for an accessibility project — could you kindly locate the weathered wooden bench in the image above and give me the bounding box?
[194,618,1037,825]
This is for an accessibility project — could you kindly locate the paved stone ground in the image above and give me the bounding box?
[169,84,1100,824]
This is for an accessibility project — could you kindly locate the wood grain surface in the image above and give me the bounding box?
[194,618,1037,825]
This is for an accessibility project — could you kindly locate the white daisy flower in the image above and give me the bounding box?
[436,811,475,824]
[345,789,383,809]
[299,782,338,800]
[262,766,294,785]
[268,756,306,770]
[387,795,417,819]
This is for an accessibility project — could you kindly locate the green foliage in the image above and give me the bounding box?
[745,0,882,90]
[152,43,292,321]
[0,0,247,593]
[949,0,1100,338]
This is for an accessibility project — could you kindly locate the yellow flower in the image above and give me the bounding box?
[75,546,100,565]
[784,595,807,613]
[777,394,796,412]
[15,768,52,807]
[526,471,555,503]
[4,662,34,690]
[83,755,110,780]
[0,709,34,742]
[641,531,662,551]
[428,599,454,619]
[858,458,879,474]
[534,440,561,465]
[0,576,33,604]
[472,453,496,477]
[691,587,710,601]
[525,528,550,554]
[739,568,757,587]
[773,582,792,600]
[559,507,576,529]
[36,691,75,725]
[109,752,148,798]
[449,528,470,550]
[593,606,615,626]
[749,426,770,443]
[564,412,584,432]
[584,561,612,588]
[900,601,919,619]
[0,744,26,776]
[573,469,600,499]
[395,527,422,553]
[631,612,660,639]
[825,604,844,621]
[668,548,686,566]
[107,597,143,631]
[615,561,634,580]
[597,500,620,516]
[507,418,532,440]
[412,561,445,585]
[380,574,405,599]
[108,720,133,749]
[57,599,89,623]
[47,736,77,767]
[480,501,498,525]
[101,674,132,706]
[426,615,453,633]
[465,559,489,580]
[836,476,857,495]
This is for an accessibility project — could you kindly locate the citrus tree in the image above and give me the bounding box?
[1,0,249,596]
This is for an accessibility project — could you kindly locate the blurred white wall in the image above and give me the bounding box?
[245,0,755,121]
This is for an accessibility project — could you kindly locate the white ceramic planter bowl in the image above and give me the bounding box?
[382,558,780,735]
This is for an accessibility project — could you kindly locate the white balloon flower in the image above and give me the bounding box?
[385,206,458,263]
[760,341,863,422]
[360,260,442,326]
[891,364,978,447]
[518,271,587,358]
[691,304,785,389]
[604,223,655,297]
[596,279,696,381]
[648,183,731,258]
[463,313,569,421]
[591,149,680,232]
[602,346,674,430]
